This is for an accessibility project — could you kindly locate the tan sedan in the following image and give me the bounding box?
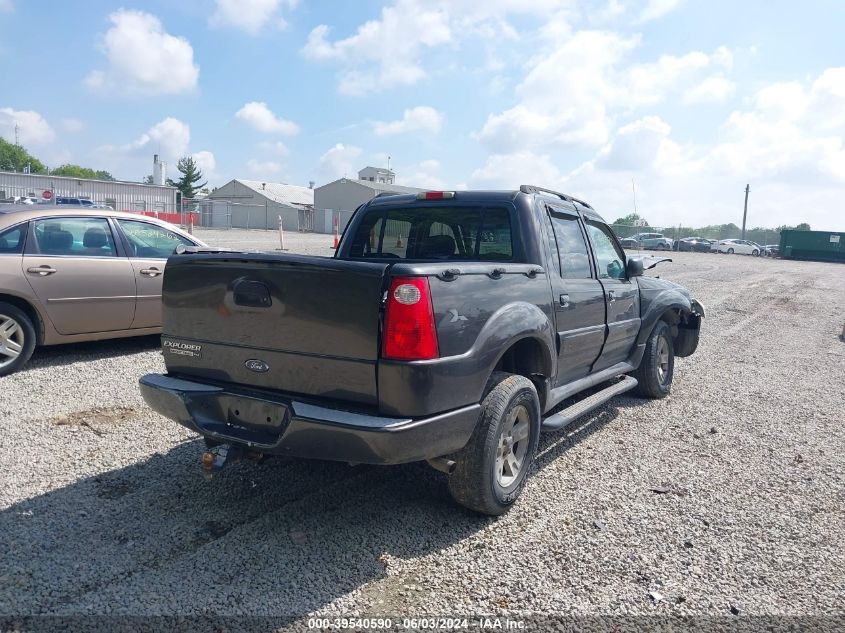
[0,204,205,375]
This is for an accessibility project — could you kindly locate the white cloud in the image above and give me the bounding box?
[247,159,284,178]
[302,1,451,95]
[477,33,733,152]
[636,0,683,23]
[0,108,55,145]
[235,102,299,135]
[398,158,447,189]
[318,143,363,179]
[684,76,735,104]
[61,118,85,133]
[0,108,56,146]
[191,151,216,183]
[469,151,563,189]
[476,31,638,151]
[209,0,295,35]
[373,106,444,136]
[301,0,572,95]
[547,67,845,229]
[258,141,290,156]
[104,117,190,161]
[85,10,198,95]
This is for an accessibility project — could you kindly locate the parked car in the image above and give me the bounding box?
[140,185,705,515]
[717,239,762,255]
[0,204,205,375]
[1,196,38,205]
[764,244,780,256]
[632,232,673,250]
[674,237,714,252]
[55,197,94,207]
[748,241,770,256]
[618,237,639,249]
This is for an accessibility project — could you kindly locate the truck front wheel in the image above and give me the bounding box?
[447,372,540,515]
[632,320,674,399]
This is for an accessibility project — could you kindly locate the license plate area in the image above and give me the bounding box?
[186,392,290,447]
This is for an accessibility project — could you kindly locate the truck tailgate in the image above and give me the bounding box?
[160,253,389,406]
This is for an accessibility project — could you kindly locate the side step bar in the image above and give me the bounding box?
[541,376,638,431]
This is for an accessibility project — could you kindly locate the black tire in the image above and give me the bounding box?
[447,372,541,515]
[727,248,734,254]
[752,249,759,256]
[0,302,36,377]
[632,320,674,399]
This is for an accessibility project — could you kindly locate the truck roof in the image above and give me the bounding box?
[368,185,607,223]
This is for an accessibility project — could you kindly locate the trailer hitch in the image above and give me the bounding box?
[201,444,263,479]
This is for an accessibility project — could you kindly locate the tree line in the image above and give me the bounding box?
[1,138,207,199]
[611,212,812,244]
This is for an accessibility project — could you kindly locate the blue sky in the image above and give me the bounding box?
[1,0,844,229]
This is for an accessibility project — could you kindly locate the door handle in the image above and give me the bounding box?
[608,290,616,303]
[559,294,570,308]
[27,266,57,276]
[140,268,162,277]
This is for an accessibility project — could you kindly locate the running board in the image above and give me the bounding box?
[541,376,638,431]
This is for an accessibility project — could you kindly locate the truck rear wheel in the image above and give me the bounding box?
[447,372,540,515]
[632,320,674,399]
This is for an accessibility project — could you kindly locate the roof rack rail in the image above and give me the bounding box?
[519,184,593,209]
[374,191,404,198]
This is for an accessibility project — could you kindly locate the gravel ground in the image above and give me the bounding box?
[0,235,843,626]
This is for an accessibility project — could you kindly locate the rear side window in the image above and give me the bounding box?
[0,224,26,254]
[31,217,117,257]
[549,212,592,279]
[347,206,513,261]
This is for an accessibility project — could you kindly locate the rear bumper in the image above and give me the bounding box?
[139,374,480,465]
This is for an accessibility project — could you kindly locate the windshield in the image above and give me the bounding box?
[347,206,514,261]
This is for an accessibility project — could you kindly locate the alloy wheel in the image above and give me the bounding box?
[0,314,25,369]
[496,404,530,488]
[656,336,670,385]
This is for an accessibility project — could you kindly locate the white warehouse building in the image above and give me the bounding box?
[0,169,177,213]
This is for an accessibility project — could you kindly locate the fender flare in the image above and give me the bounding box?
[462,301,556,400]
[636,291,692,346]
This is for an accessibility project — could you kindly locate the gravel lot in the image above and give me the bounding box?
[1,231,843,625]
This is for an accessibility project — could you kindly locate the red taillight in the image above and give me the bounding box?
[382,277,439,360]
[416,191,455,200]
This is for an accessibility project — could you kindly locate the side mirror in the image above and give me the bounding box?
[626,258,644,278]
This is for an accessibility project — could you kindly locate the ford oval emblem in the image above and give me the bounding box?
[245,359,270,373]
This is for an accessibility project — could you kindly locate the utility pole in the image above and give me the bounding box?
[632,178,638,215]
[14,124,20,146]
[742,184,750,240]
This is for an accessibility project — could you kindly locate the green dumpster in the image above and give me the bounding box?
[780,230,845,263]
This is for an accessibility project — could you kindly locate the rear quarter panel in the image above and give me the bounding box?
[377,263,555,417]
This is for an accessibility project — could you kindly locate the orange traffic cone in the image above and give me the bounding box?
[333,234,339,249]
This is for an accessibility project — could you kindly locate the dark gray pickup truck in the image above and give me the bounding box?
[140,186,704,515]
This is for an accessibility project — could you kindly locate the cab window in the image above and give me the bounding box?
[348,206,512,261]
[31,217,116,257]
[0,224,26,254]
[586,221,626,280]
[117,219,193,258]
